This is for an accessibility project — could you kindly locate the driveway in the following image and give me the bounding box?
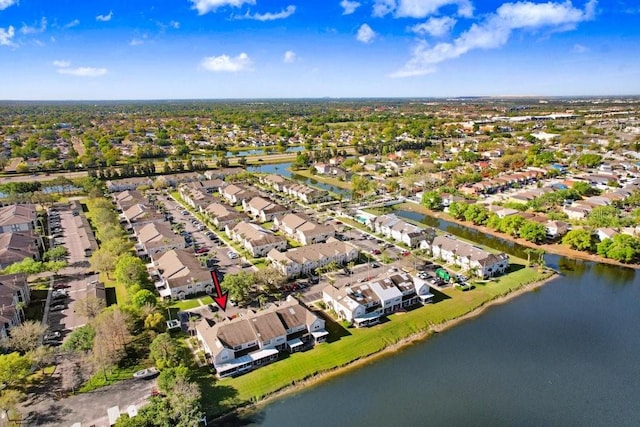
[22,377,156,427]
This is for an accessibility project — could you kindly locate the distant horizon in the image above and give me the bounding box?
[1,1,639,99]
[2,94,640,104]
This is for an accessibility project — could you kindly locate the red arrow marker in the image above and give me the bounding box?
[211,270,228,311]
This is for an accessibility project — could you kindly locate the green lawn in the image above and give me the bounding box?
[290,168,353,191]
[170,295,214,311]
[202,262,554,416]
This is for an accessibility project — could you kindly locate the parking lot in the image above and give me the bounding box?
[45,204,101,337]
[160,194,255,278]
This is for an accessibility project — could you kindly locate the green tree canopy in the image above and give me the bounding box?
[562,229,596,252]
[131,289,157,308]
[149,333,187,370]
[114,254,150,289]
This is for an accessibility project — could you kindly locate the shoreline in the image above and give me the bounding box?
[214,271,558,423]
[398,202,640,270]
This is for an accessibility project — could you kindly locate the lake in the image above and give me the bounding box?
[240,211,640,426]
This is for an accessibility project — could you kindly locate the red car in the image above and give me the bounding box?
[401,250,410,256]
[195,247,209,254]
[370,249,381,255]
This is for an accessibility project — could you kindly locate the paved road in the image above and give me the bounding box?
[22,377,157,427]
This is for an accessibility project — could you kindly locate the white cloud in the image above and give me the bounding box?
[190,0,255,15]
[129,38,145,46]
[356,23,376,43]
[170,21,180,29]
[283,50,296,63]
[373,0,395,17]
[409,16,456,37]
[391,0,597,78]
[373,0,473,18]
[573,43,589,53]
[0,26,15,47]
[340,0,361,15]
[63,19,80,29]
[57,67,108,77]
[241,5,296,21]
[52,60,70,68]
[0,0,17,11]
[20,17,48,35]
[96,11,113,22]
[201,52,252,72]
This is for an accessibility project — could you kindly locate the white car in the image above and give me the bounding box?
[227,251,239,259]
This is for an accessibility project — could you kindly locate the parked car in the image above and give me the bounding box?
[227,251,239,259]
[50,304,65,311]
[133,367,159,379]
[195,247,210,254]
[370,249,381,255]
[207,304,218,312]
[44,331,61,340]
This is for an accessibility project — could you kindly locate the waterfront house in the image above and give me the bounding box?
[428,235,509,278]
[196,296,327,378]
[370,214,435,247]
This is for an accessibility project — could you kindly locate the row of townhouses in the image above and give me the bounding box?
[425,235,509,279]
[268,238,359,278]
[226,221,287,257]
[260,174,331,204]
[148,249,214,300]
[0,204,42,269]
[242,196,289,223]
[274,213,335,245]
[322,272,434,327]
[196,296,328,378]
[369,213,436,248]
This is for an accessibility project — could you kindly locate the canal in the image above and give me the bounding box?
[239,210,640,426]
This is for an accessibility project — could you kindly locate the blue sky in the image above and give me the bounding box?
[0,0,638,99]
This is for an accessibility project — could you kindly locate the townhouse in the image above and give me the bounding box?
[242,197,288,223]
[178,186,218,211]
[134,221,185,256]
[0,204,37,234]
[0,273,30,338]
[113,190,147,212]
[428,235,509,279]
[120,203,165,229]
[105,177,154,192]
[288,184,331,204]
[370,214,435,247]
[267,238,359,278]
[203,202,243,230]
[226,221,287,257]
[196,296,328,378]
[219,184,258,206]
[274,213,335,245]
[148,249,213,300]
[0,232,40,269]
[323,272,433,327]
